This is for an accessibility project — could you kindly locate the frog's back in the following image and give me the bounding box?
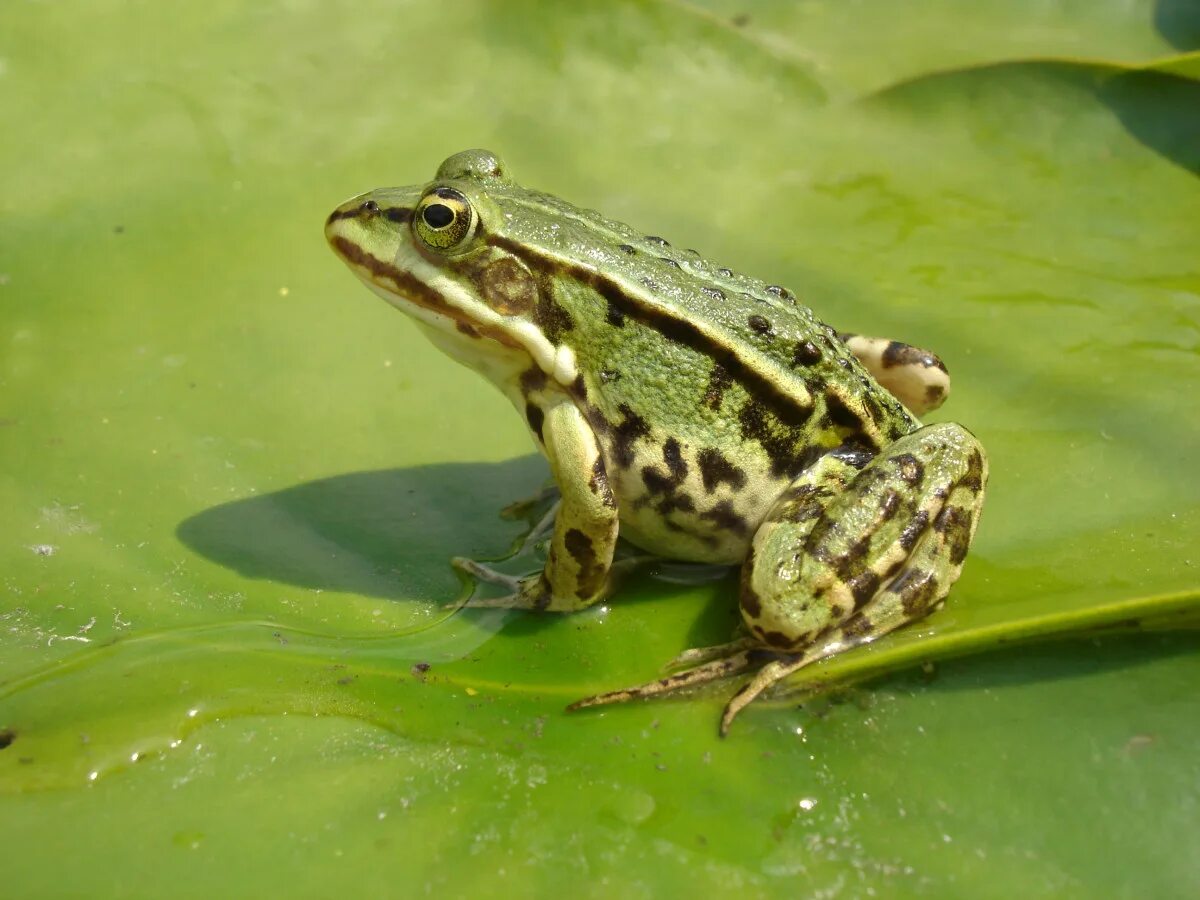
[492,186,918,457]
[488,186,919,562]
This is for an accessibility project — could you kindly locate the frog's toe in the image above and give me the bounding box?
[451,556,523,592]
[718,652,813,736]
[451,592,522,609]
[664,636,758,670]
[567,650,757,713]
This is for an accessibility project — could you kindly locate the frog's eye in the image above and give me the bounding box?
[413,187,477,252]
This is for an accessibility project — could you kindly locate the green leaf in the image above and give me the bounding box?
[2,1,1198,895]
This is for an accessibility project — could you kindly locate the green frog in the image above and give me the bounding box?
[325,150,987,734]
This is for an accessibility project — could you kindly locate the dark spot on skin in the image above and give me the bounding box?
[948,523,973,565]
[606,302,626,327]
[700,499,750,536]
[662,438,688,481]
[618,244,637,255]
[791,340,822,367]
[883,341,948,373]
[935,506,974,564]
[898,510,930,551]
[879,490,902,521]
[926,384,945,404]
[659,257,681,268]
[571,373,588,399]
[825,392,863,429]
[840,616,874,640]
[697,447,747,493]
[776,484,828,523]
[961,449,986,492]
[831,534,873,579]
[611,404,651,468]
[758,629,795,649]
[703,364,732,411]
[599,369,620,384]
[589,457,617,508]
[564,528,604,598]
[847,570,882,609]
[701,286,726,300]
[520,367,547,393]
[641,438,690,509]
[890,568,940,616]
[383,207,410,223]
[892,453,925,486]
[533,278,575,343]
[641,466,676,495]
[655,492,696,515]
[525,404,545,442]
[646,235,670,247]
[747,314,773,335]
[933,505,966,534]
[738,400,821,478]
[456,321,480,338]
[478,257,537,316]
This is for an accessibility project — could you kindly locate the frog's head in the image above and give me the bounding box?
[325,149,569,382]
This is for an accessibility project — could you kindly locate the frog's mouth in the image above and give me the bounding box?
[325,215,522,352]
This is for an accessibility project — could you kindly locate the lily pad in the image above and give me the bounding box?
[1,1,1198,895]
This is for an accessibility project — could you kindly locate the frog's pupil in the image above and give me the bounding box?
[423,204,455,229]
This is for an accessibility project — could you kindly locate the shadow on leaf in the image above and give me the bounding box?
[1098,69,1200,176]
[177,457,549,602]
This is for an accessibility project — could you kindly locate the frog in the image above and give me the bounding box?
[325,149,987,734]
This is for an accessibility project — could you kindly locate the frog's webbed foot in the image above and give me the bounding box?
[566,650,759,714]
[449,557,550,609]
[498,484,560,520]
[717,645,834,735]
[664,636,758,669]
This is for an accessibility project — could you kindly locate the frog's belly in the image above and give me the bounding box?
[611,469,783,566]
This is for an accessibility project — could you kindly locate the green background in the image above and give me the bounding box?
[3,1,1199,895]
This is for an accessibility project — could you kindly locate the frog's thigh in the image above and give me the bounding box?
[533,396,620,611]
[740,423,987,650]
[839,333,951,415]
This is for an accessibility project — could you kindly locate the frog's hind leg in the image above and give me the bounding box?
[728,422,987,733]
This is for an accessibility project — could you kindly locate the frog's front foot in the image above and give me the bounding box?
[450,557,552,609]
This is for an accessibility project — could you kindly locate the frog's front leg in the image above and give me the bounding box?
[456,396,619,611]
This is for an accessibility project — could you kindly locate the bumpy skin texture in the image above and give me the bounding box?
[325,150,988,732]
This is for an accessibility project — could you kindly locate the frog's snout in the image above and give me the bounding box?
[325,196,376,235]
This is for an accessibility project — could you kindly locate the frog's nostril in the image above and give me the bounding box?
[362,199,380,213]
